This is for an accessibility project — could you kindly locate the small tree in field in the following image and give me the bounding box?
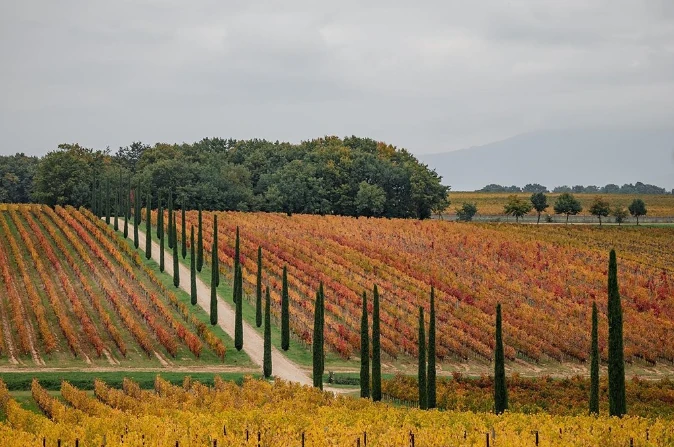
[554,192,583,224]
[612,205,628,226]
[589,196,611,226]
[628,199,647,225]
[530,192,549,224]
[456,202,477,222]
[504,195,533,223]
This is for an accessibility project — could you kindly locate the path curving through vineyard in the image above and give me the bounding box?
[130,224,315,386]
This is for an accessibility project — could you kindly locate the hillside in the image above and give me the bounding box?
[0,205,232,367]
[420,129,674,191]
[168,210,674,364]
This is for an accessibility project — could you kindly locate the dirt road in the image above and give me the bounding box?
[133,224,314,386]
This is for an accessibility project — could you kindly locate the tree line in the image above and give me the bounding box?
[457,193,649,224]
[479,182,671,195]
[0,136,449,219]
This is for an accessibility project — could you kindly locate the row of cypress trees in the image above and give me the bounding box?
[98,192,627,416]
[359,285,382,400]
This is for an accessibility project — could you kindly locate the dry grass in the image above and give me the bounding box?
[448,192,674,217]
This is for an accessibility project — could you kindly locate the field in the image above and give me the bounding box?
[167,211,674,366]
[2,377,672,446]
[448,192,674,218]
[0,205,230,368]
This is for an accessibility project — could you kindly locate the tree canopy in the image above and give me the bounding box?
[22,136,449,219]
[553,193,583,224]
[589,196,611,225]
[503,195,533,223]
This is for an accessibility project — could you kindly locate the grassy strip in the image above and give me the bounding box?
[0,371,256,391]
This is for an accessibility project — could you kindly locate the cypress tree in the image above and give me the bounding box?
[589,301,599,416]
[167,193,174,249]
[213,214,219,287]
[371,284,382,401]
[159,202,165,273]
[197,206,203,272]
[608,249,626,417]
[418,306,428,410]
[210,238,218,326]
[156,193,162,239]
[234,226,240,272]
[234,263,243,351]
[190,226,197,305]
[494,303,508,415]
[256,246,263,328]
[123,177,130,239]
[360,291,370,398]
[232,226,240,302]
[114,169,121,231]
[312,287,323,389]
[172,213,179,288]
[232,256,239,303]
[319,283,325,380]
[133,187,140,249]
[105,179,111,225]
[263,286,272,378]
[145,190,152,260]
[427,286,437,409]
[281,265,290,351]
[181,200,187,259]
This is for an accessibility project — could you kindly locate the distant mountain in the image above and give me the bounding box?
[419,129,674,192]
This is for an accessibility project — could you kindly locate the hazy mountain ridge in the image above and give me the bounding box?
[419,129,674,192]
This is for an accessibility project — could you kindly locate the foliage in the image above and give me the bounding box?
[3,377,674,445]
[503,195,533,222]
[608,250,626,417]
[589,196,611,225]
[612,205,629,225]
[494,303,508,414]
[371,284,382,402]
[256,247,263,328]
[553,192,583,223]
[0,153,38,203]
[281,265,290,351]
[456,202,477,221]
[590,302,599,415]
[427,287,436,409]
[530,192,549,224]
[263,287,272,378]
[417,307,427,410]
[382,374,674,418]
[628,198,647,225]
[360,291,370,399]
[176,210,674,363]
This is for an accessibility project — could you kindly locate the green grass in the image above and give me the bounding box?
[0,371,255,391]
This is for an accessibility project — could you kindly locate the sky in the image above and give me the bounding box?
[1,0,674,157]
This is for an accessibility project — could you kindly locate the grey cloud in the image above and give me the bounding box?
[1,0,673,156]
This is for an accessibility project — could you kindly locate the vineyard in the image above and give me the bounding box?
[0,204,227,366]
[168,210,674,364]
[1,377,672,446]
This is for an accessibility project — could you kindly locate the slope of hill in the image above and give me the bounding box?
[0,204,231,367]
[170,210,674,364]
[420,129,674,191]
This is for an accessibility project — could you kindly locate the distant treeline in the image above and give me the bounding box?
[0,136,449,219]
[478,182,672,195]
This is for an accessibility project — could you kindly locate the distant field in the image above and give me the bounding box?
[448,192,674,217]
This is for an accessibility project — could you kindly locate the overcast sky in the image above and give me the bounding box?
[1,0,673,157]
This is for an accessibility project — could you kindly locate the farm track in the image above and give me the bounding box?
[130,221,314,386]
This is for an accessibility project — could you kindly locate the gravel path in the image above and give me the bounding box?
[133,224,314,386]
